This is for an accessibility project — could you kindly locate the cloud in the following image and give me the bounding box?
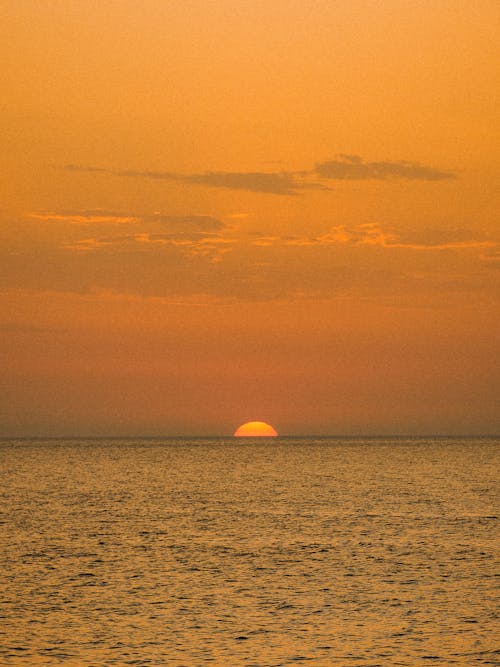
[315,154,456,181]
[177,171,328,195]
[262,224,495,251]
[354,224,495,250]
[30,209,225,232]
[33,211,233,261]
[61,154,456,195]
[2,208,498,303]
[62,165,328,195]
[29,209,137,224]
[65,231,235,260]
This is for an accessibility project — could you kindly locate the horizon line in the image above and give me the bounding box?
[1,433,499,441]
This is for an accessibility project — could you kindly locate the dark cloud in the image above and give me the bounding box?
[62,165,328,195]
[315,154,456,181]
[174,172,327,195]
[62,155,455,194]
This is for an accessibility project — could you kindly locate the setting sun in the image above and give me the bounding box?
[234,421,278,437]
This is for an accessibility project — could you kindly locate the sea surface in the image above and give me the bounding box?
[0,437,498,666]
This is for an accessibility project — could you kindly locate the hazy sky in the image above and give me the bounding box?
[2,1,499,436]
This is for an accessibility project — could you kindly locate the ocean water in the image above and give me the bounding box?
[0,437,498,666]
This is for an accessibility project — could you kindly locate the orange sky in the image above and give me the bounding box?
[1,1,499,436]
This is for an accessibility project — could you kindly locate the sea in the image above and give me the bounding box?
[0,437,498,666]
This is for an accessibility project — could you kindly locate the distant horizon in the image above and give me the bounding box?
[2,432,499,441]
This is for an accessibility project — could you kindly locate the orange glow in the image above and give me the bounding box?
[234,421,278,437]
[1,3,499,437]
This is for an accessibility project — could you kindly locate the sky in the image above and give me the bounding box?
[1,0,499,436]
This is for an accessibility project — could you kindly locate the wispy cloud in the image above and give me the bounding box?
[172,171,328,195]
[62,165,328,195]
[254,224,496,251]
[30,209,225,232]
[315,155,456,181]
[65,231,235,261]
[29,209,137,224]
[40,211,233,261]
[61,154,455,195]
[2,208,498,303]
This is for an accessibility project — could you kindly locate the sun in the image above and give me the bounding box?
[234,421,278,437]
